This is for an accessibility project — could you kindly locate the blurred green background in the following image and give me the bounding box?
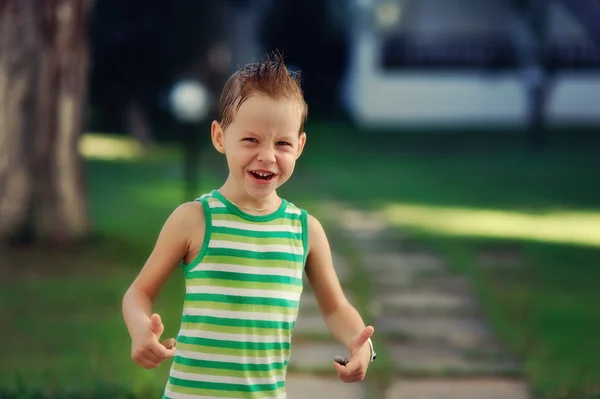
[1,1,600,398]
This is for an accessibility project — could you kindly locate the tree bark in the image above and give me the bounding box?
[0,0,38,240]
[0,0,94,245]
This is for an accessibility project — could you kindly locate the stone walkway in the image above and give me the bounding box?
[285,204,533,399]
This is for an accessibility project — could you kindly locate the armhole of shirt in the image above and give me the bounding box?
[301,209,309,269]
[182,195,213,273]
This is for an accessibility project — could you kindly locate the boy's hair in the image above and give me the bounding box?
[218,51,308,134]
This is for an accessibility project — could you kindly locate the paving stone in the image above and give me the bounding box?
[373,290,479,316]
[350,234,408,253]
[328,204,527,399]
[366,252,448,276]
[385,379,531,399]
[371,271,415,289]
[388,342,521,375]
[338,225,406,255]
[285,375,366,399]
[376,315,496,348]
[293,312,330,335]
[288,341,349,370]
[338,209,387,235]
[417,276,474,296]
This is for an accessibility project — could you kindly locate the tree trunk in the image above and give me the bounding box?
[0,0,38,240]
[0,0,94,245]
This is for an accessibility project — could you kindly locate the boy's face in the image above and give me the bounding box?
[211,93,306,200]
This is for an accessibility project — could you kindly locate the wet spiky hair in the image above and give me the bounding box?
[218,51,308,134]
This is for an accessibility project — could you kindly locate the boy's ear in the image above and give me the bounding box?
[296,132,307,159]
[211,120,226,154]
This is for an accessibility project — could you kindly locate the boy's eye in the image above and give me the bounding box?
[243,138,258,143]
[277,141,291,147]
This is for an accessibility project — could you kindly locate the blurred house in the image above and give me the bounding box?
[222,0,273,75]
[341,0,600,128]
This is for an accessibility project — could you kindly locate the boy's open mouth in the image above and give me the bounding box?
[249,170,276,181]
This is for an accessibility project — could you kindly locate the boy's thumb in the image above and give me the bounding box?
[150,313,164,336]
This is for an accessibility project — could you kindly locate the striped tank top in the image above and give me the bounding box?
[163,189,308,399]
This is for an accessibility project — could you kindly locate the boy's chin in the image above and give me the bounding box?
[244,186,277,199]
[243,181,282,199]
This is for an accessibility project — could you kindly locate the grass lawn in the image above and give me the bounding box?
[1,125,599,398]
[0,158,194,396]
[301,123,600,399]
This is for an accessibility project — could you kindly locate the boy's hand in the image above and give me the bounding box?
[333,326,374,383]
[131,313,176,369]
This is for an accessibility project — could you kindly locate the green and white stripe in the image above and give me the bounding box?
[164,190,308,399]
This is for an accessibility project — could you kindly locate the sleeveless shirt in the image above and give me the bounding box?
[163,189,309,399]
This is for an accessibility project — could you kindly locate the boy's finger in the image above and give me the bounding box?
[346,375,364,383]
[151,342,172,360]
[134,350,159,365]
[135,353,160,369]
[341,358,361,374]
[348,369,364,379]
[161,344,176,358]
[350,326,374,354]
[141,359,159,369]
[332,361,346,375]
[150,313,164,336]
[166,347,176,358]
[143,351,161,364]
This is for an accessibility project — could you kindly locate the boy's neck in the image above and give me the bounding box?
[218,178,281,215]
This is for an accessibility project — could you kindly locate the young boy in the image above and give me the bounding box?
[122,52,376,399]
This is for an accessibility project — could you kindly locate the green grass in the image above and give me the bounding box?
[298,123,600,399]
[300,124,600,213]
[1,125,600,398]
[0,156,198,395]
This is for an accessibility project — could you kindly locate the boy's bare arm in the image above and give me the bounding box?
[305,214,364,345]
[305,214,374,381]
[122,201,204,367]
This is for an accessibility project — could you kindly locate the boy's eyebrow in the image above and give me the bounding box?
[243,130,297,139]
[277,133,296,140]
[242,130,263,137]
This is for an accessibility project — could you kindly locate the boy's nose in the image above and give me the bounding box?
[257,147,276,163]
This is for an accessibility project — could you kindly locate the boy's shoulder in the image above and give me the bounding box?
[167,200,205,229]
